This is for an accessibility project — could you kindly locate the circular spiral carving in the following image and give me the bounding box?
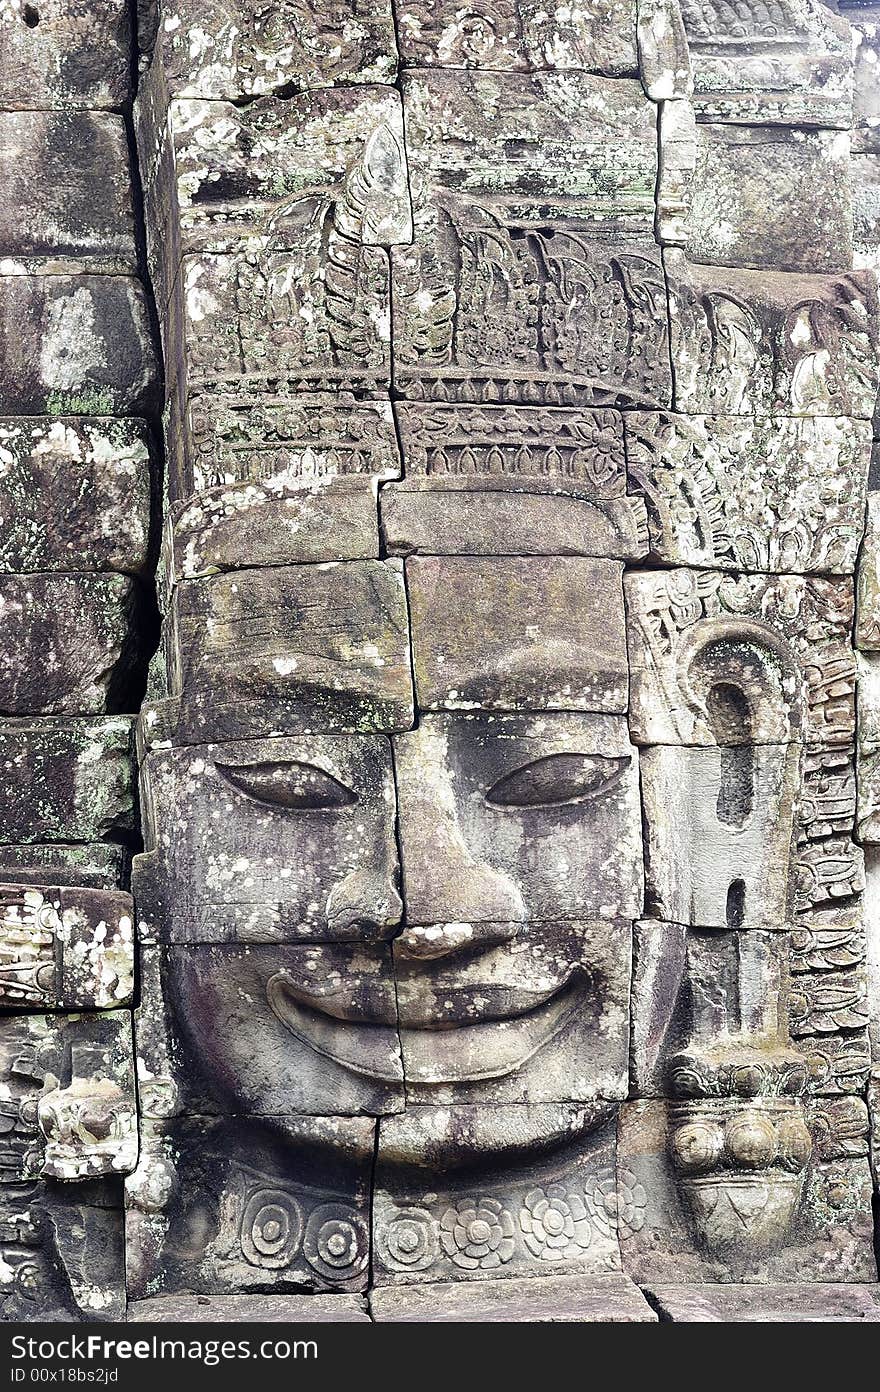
[241,1188,302,1269]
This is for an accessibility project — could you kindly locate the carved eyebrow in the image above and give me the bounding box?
[485,753,630,809]
[214,760,357,810]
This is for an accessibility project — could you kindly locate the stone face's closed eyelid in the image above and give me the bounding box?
[484,752,631,808]
[213,759,358,810]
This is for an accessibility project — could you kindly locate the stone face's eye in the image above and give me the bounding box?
[485,753,630,808]
[214,761,356,810]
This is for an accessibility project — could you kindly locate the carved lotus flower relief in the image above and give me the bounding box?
[439,1198,516,1270]
[519,1184,592,1262]
[584,1167,647,1241]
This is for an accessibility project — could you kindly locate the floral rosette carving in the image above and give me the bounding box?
[376,1205,439,1273]
[583,1167,647,1241]
[303,1203,369,1281]
[519,1185,592,1262]
[439,1197,515,1271]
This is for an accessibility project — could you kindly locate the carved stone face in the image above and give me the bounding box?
[139,663,642,1123]
[121,0,880,1310]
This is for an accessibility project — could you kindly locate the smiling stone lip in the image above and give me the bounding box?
[266,970,583,1085]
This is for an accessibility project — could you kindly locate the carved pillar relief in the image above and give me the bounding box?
[0,0,160,1321]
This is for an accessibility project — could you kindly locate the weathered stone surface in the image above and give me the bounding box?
[370,1273,656,1321]
[852,11,880,153]
[165,560,413,743]
[407,557,628,713]
[388,713,640,1104]
[864,845,880,1062]
[640,743,799,931]
[136,734,401,943]
[627,413,872,574]
[393,72,669,409]
[0,276,158,417]
[0,844,129,891]
[789,964,870,1040]
[393,714,642,926]
[639,0,692,101]
[0,718,135,844]
[128,1292,370,1321]
[630,925,803,1096]
[382,484,648,560]
[790,905,867,979]
[656,99,696,244]
[680,0,853,127]
[805,1096,870,1161]
[9,0,868,1322]
[680,123,853,273]
[144,0,397,100]
[0,1181,125,1322]
[625,568,855,747]
[126,1115,375,1297]
[172,394,400,504]
[0,1012,136,1182]
[0,574,139,715]
[667,251,880,418]
[0,884,133,1009]
[853,153,880,273]
[617,1099,876,1284]
[136,944,404,1116]
[374,1109,626,1282]
[0,113,136,275]
[0,0,131,110]
[385,401,650,558]
[795,745,864,911]
[395,0,639,74]
[401,70,656,241]
[793,1030,872,1099]
[630,919,689,1095]
[168,477,379,581]
[139,85,410,292]
[857,493,880,649]
[857,652,880,842]
[645,1282,880,1321]
[0,419,151,574]
[394,922,633,1105]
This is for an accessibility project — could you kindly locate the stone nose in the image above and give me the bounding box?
[398,829,527,927]
[324,869,403,941]
[395,921,521,960]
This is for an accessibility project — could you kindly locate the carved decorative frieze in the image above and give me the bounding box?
[667,252,880,419]
[395,0,639,74]
[627,413,872,574]
[144,1,398,99]
[0,885,134,1009]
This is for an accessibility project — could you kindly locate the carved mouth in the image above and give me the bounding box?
[266,971,583,1085]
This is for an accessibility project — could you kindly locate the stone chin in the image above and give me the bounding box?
[266,968,584,1086]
